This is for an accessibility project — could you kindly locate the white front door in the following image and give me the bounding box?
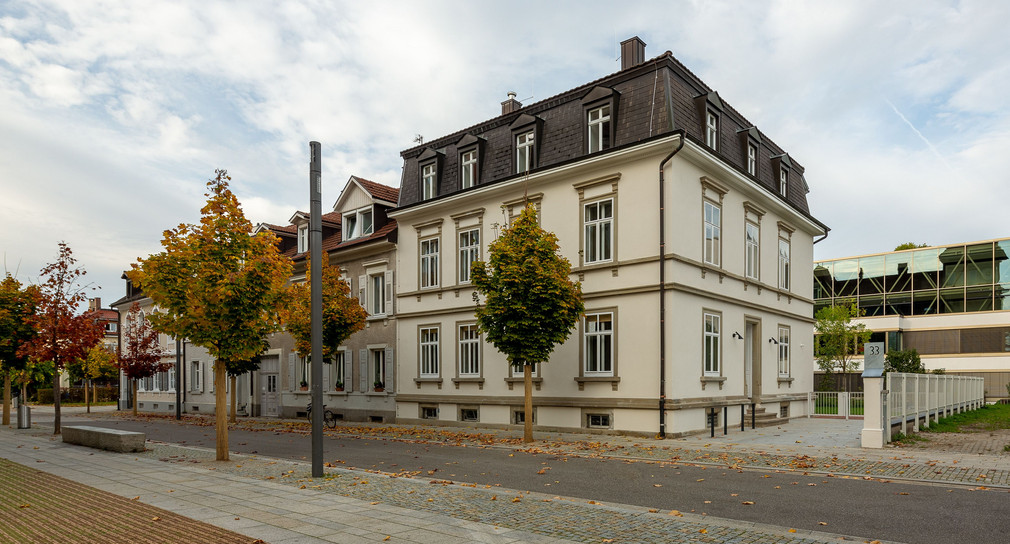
[258,355,279,418]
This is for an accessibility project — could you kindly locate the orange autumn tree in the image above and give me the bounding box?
[130,170,291,460]
[278,257,367,384]
[21,242,103,434]
[116,303,170,415]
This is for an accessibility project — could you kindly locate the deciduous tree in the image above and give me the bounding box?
[67,344,118,412]
[20,242,103,434]
[884,348,925,374]
[471,204,583,442]
[130,170,292,460]
[117,303,169,415]
[0,274,39,425]
[279,257,367,361]
[815,303,872,392]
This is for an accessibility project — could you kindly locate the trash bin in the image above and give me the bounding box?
[17,398,30,429]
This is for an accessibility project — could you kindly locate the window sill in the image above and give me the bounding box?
[575,376,620,391]
[452,377,485,390]
[414,377,443,389]
[700,376,726,391]
[777,376,794,388]
[505,377,542,391]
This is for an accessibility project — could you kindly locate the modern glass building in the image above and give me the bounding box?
[814,238,1010,399]
[815,239,1010,317]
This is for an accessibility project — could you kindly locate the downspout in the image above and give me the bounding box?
[658,64,685,439]
[813,231,829,244]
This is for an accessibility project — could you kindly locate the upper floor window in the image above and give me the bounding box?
[584,313,614,376]
[297,224,308,253]
[747,143,757,175]
[420,237,439,289]
[369,273,385,315]
[422,163,437,199]
[705,111,718,150]
[516,130,535,173]
[460,149,477,189]
[458,228,480,284]
[420,327,440,377]
[587,105,611,153]
[458,324,480,377]
[703,200,721,267]
[745,221,760,280]
[584,199,613,264]
[344,208,373,239]
[778,237,791,290]
[779,168,788,197]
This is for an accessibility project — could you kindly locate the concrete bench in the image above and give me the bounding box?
[62,426,146,453]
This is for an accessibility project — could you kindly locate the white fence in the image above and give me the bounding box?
[808,391,864,419]
[883,372,985,442]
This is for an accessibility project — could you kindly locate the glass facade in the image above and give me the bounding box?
[814,239,1010,317]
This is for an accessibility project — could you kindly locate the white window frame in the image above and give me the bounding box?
[703,312,721,376]
[333,350,345,388]
[779,168,788,197]
[371,349,385,388]
[460,149,477,189]
[458,324,480,377]
[420,237,439,289]
[344,207,374,239]
[778,237,791,290]
[705,111,718,149]
[297,224,308,253]
[422,163,437,199]
[747,143,757,175]
[191,361,201,392]
[368,273,385,315]
[583,199,613,264]
[703,200,721,267]
[778,326,791,377]
[419,327,440,378]
[458,228,479,284]
[300,356,310,387]
[516,130,534,173]
[583,313,614,376]
[587,104,611,153]
[745,220,760,280]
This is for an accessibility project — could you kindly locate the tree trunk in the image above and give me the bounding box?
[85,378,90,413]
[523,363,533,443]
[215,360,229,461]
[53,365,61,435]
[229,374,237,424]
[2,371,10,426]
[132,380,138,416]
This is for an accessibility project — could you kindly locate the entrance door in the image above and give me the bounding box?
[258,355,279,418]
[745,323,754,398]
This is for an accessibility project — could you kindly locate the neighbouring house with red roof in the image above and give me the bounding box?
[256,176,399,421]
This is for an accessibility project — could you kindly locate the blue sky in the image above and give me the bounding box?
[2,0,1009,304]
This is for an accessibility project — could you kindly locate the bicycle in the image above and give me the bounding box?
[306,401,337,429]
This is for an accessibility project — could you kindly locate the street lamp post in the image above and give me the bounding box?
[309,141,324,478]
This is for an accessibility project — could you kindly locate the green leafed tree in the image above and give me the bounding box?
[66,343,118,413]
[815,303,872,392]
[471,204,583,443]
[0,274,40,426]
[21,242,103,434]
[278,257,367,364]
[884,348,925,374]
[894,242,928,251]
[130,170,292,460]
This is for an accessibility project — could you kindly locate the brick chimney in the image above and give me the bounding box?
[620,36,647,70]
[501,91,522,115]
[89,297,101,312]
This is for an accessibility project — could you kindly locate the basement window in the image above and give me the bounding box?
[586,413,611,429]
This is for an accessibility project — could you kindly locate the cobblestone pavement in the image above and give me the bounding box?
[2,417,899,544]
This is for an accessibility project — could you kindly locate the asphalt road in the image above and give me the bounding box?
[60,416,1010,544]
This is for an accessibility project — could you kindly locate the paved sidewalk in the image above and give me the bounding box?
[0,421,889,544]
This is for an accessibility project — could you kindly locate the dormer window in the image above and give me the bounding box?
[460,149,477,189]
[705,111,719,150]
[516,130,534,173]
[779,168,788,197]
[297,224,308,253]
[747,143,757,175]
[587,104,611,153]
[422,163,437,199]
[343,207,374,239]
